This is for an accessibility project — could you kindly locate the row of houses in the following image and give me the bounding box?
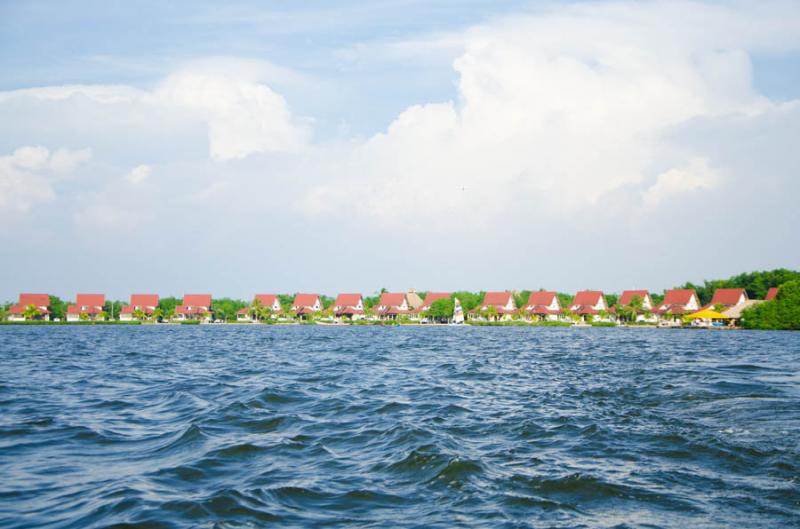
[5,287,779,323]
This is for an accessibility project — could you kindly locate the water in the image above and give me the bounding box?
[1,326,798,528]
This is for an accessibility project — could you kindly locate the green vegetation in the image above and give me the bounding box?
[48,295,69,321]
[674,268,800,305]
[451,291,484,312]
[591,321,617,327]
[426,298,454,322]
[741,280,800,330]
[211,298,248,322]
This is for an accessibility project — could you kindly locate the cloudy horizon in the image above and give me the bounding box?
[1,0,799,301]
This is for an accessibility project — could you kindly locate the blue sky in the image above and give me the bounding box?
[1,1,799,300]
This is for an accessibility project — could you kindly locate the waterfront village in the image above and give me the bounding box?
[1,287,782,328]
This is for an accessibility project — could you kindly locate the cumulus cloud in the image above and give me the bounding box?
[0,60,309,163]
[301,1,800,228]
[0,146,92,220]
[126,164,151,184]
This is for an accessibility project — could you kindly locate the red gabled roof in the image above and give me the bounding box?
[67,304,102,314]
[765,287,779,301]
[183,294,211,307]
[76,293,105,307]
[334,293,362,307]
[619,290,650,306]
[526,291,558,307]
[18,293,50,307]
[528,305,561,315]
[130,294,159,308]
[419,292,450,309]
[378,293,406,307]
[253,294,278,306]
[482,292,512,306]
[661,289,696,306]
[709,288,747,306]
[293,293,319,308]
[570,290,604,307]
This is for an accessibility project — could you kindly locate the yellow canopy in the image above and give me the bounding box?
[687,308,730,319]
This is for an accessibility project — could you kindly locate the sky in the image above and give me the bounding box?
[1,0,799,301]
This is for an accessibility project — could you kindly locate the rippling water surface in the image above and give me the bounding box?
[1,326,799,528]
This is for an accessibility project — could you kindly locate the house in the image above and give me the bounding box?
[66,294,106,322]
[523,291,562,321]
[406,289,424,311]
[291,293,322,319]
[329,293,364,320]
[237,294,282,322]
[568,291,611,321]
[472,292,517,321]
[707,288,748,310]
[416,292,452,322]
[765,287,779,301]
[120,294,159,321]
[374,292,413,320]
[8,293,50,321]
[175,294,213,322]
[654,289,700,319]
[615,290,656,322]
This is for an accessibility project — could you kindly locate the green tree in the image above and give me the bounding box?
[79,312,90,321]
[485,305,498,321]
[211,298,247,322]
[152,308,164,322]
[132,308,146,321]
[104,300,124,320]
[451,291,483,312]
[741,280,800,330]
[158,297,181,314]
[23,304,41,320]
[426,298,454,322]
[0,306,8,321]
[48,295,69,321]
[513,290,531,311]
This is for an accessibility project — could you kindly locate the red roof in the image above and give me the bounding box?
[419,292,451,309]
[76,293,105,307]
[183,294,211,307]
[378,293,406,307]
[570,291,604,307]
[67,305,102,314]
[661,289,697,306]
[619,290,650,306]
[129,294,159,308]
[527,305,561,315]
[333,293,362,307]
[175,306,209,315]
[482,292,513,306]
[574,306,600,315]
[293,293,320,308]
[253,294,278,306]
[18,293,50,307]
[10,293,50,315]
[526,291,558,307]
[765,287,779,301]
[709,288,748,306]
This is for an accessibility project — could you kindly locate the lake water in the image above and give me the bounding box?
[1,326,798,528]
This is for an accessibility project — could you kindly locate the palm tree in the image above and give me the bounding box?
[0,306,7,321]
[132,308,146,321]
[79,311,90,321]
[22,304,41,321]
[485,305,498,321]
[152,308,164,323]
[249,297,263,321]
[96,310,108,321]
[163,307,175,322]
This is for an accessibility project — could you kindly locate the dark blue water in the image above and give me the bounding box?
[1,327,798,528]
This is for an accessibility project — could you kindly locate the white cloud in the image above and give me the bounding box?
[301,1,799,228]
[126,164,151,184]
[643,158,718,207]
[0,60,310,163]
[0,146,92,220]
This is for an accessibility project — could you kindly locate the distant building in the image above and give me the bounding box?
[707,288,748,310]
[416,292,452,322]
[472,292,517,321]
[654,289,700,319]
[569,291,611,321]
[765,287,779,301]
[66,294,106,322]
[523,291,562,321]
[330,293,364,320]
[406,289,424,311]
[120,294,159,321]
[8,293,50,321]
[374,292,413,320]
[615,290,655,322]
[237,294,281,322]
[291,293,322,319]
[175,294,213,322]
